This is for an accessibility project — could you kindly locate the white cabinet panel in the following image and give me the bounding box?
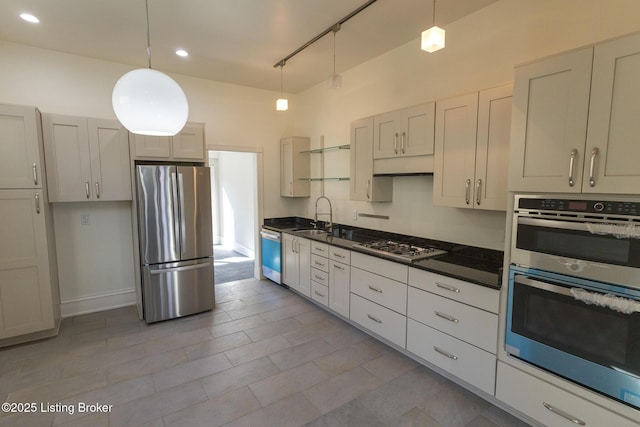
[282,234,310,296]
[311,253,329,272]
[311,282,329,307]
[350,293,406,348]
[408,268,499,314]
[496,361,639,427]
[280,137,310,197]
[351,267,407,315]
[130,124,205,161]
[351,251,408,283]
[328,260,350,318]
[0,105,42,189]
[407,287,498,353]
[0,190,55,338]
[407,319,496,395]
[350,117,392,202]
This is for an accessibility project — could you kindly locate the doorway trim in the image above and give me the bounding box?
[207,144,264,280]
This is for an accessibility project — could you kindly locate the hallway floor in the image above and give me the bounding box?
[214,245,255,285]
[0,279,530,427]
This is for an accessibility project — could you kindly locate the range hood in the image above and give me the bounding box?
[373,154,434,175]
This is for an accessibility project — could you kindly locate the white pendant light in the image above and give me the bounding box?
[421,0,445,53]
[326,24,342,90]
[112,0,188,136]
[276,61,289,111]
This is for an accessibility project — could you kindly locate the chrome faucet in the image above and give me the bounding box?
[314,196,333,233]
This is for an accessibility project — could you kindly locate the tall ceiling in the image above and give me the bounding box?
[0,0,498,93]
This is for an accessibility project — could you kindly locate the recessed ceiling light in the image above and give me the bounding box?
[175,49,189,57]
[20,13,40,23]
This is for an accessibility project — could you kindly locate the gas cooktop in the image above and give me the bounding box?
[352,240,447,263]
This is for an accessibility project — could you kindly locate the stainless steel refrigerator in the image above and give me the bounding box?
[136,165,215,323]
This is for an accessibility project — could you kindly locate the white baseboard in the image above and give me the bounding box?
[60,289,137,318]
[233,243,255,258]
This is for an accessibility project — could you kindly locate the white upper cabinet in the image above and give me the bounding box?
[510,33,640,194]
[434,84,512,210]
[373,103,435,159]
[42,114,131,202]
[130,123,205,161]
[280,136,310,197]
[0,105,43,189]
[350,117,392,202]
[583,33,640,193]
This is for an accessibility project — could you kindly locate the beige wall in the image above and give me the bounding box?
[2,0,640,314]
[295,0,640,250]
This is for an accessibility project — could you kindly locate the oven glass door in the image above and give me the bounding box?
[515,217,640,267]
[506,265,640,409]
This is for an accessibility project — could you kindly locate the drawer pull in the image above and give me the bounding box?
[542,402,586,426]
[436,282,460,293]
[314,246,326,252]
[367,314,383,324]
[333,264,345,271]
[368,285,383,294]
[314,290,325,298]
[314,274,325,281]
[314,261,325,267]
[433,346,458,360]
[435,311,459,323]
[333,253,345,259]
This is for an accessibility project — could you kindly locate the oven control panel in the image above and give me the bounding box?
[518,197,640,216]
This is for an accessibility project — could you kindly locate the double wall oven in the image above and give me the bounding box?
[506,195,640,411]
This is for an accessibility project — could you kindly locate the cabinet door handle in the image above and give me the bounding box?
[433,346,458,360]
[368,285,383,293]
[401,131,406,154]
[85,181,90,199]
[289,181,293,195]
[394,132,399,154]
[435,311,459,323]
[32,163,38,186]
[35,192,40,214]
[568,148,578,187]
[464,179,471,205]
[95,181,101,199]
[589,147,599,187]
[366,179,371,199]
[436,282,460,293]
[314,290,326,298]
[367,314,383,324]
[542,402,586,426]
[333,263,345,271]
[475,179,482,206]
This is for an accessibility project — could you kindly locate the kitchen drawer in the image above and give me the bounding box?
[351,267,407,314]
[311,254,329,272]
[351,252,408,283]
[311,282,329,307]
[407,287,498,353]
[496,361,638,427]
[408,268,499,313]
[311,241,329,256]
[311,268,328,286]
[350,293,406,348]
[407,319,496,395]
[329,246,350,264]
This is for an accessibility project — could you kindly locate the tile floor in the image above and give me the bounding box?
[0,278,530,427]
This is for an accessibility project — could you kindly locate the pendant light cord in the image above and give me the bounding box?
[432,0,436,27]
[145,0,152,69]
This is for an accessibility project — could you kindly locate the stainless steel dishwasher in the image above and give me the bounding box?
[260,228,282,285]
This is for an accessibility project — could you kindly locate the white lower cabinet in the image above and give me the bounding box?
[282,234,310,296]
[407,319,496,395]
[328,259,350,318]
[350,293,406,348]
[0,190,57,340]
[351,267,407,315]
[311,282,329,306]
[496,361,639,427]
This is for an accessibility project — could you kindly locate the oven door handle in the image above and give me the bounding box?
[518,216,595,232]
[514,274,573,297]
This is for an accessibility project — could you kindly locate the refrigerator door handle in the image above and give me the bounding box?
[171,169,182,257]
[150,262,212,275]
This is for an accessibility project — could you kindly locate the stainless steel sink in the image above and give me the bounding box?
[296,229,328,236]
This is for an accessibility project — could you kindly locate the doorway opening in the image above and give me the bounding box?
[209,150,260,285]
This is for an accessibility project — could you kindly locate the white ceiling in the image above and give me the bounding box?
[0,0,497,93]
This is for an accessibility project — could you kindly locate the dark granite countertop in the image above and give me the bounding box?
[263,217,503,289]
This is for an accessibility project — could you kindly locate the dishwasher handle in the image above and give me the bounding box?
[260,229,281,241]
